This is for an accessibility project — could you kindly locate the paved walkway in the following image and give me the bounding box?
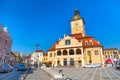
[25,69,53,80]
[52,67,120,80]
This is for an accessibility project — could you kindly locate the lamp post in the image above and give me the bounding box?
[34,44,39,51]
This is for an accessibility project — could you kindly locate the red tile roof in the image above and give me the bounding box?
[48,34,102,51]
[81,37,102,47]
[48,41,59,51]
[71,34,102,47]
[70,33,83,39]
[104,48,118,50]
[35,50,43,52]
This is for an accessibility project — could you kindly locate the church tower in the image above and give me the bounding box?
[71,9,86,37]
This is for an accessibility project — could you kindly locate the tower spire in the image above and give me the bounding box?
[72,9,81,21]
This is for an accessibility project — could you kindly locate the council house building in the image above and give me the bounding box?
[47,9,104,67]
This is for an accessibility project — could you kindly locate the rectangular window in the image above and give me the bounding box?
[87,51,91,55]
[95,50,99,55]
[50,53,52,57]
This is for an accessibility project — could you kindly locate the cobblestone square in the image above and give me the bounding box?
[52,67,120,80]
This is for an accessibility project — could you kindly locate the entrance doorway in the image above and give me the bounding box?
[57,60,60,66]
[63,58,67,66]
[78,60,82,67]
[70,58,74,66]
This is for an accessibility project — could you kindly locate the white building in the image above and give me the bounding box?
[30,50,43,65]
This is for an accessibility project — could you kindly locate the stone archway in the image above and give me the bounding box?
[69,49,74,55]
[57,50,61,56]
[76,49,82,55]
[63,50,67,55]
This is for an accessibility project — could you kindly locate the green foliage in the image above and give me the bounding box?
[46,62,51,67]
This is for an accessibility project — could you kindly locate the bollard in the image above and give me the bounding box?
[19,75,24,80]
[59,70,63,74]
[65,77,72,80]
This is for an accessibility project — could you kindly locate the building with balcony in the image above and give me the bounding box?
[47,10,104,67]
[0,24,12,67]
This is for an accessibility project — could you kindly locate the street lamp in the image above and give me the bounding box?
[34,44,39,51]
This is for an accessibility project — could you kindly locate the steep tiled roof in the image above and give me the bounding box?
[71,34,102,47]
[70,33,83,39]
[35,50,43,52]
[43,53,48,56]
[48,34,102,51]
[48,41,59,51]
[81,37,102,47]
[104,48,118,50]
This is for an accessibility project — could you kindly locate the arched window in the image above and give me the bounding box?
[76,49,82,55]
[65,40,70,45]
[57,50,61,56]
[69,49,74,55]
[63,50,67,55]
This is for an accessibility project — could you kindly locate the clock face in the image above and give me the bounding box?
[74,22,78,26]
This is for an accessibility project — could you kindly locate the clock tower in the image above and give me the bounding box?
[71,9,86,37]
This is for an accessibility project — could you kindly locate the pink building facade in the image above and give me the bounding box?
[0,24,12,67]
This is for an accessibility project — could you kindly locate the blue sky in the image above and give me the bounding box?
[0,0,120,54]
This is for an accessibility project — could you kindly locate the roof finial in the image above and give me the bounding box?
[71,9,81,21]
[74,9,80,15]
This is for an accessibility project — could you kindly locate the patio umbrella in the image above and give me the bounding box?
[105,58,112,64]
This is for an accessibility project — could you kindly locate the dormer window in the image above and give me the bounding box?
[65,40,70,45]
[90,40,93,46]
[85,41,88,46]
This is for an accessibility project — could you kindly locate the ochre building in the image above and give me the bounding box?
[103,48,120,62]
[47,10,104,67]
[42,54,48,63]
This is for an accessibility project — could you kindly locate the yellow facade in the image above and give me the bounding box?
[71,19,85,37]
[47,9,104,67]
[47,51,55,66]
[103,48,120,62]
[84,47,104,65]
[42,55,48,63]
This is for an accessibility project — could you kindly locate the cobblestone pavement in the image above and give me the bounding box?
[25,68,53,80]
[52,67,120,80]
